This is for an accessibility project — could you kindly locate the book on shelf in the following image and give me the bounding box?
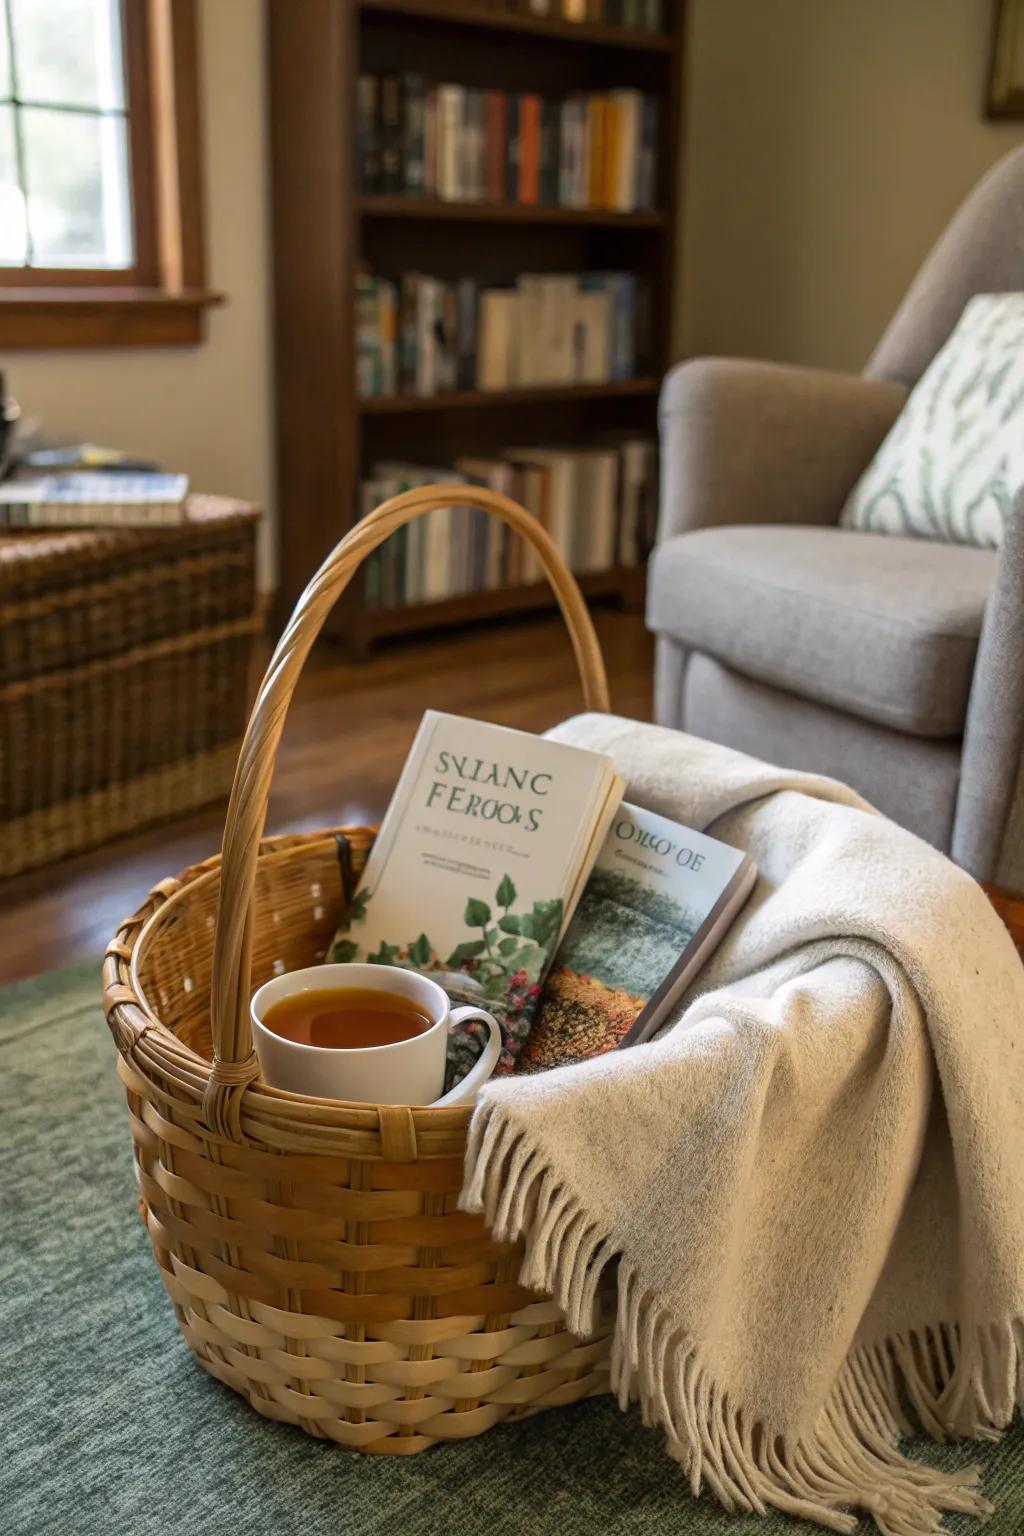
[378,73,403,194]
[486,1,665,29]
[359,437,657,608]
[401,73,427,196]
[356,275,398,399]
[605,0,665,26]
[518,803,757,1072]
[356,75,379,193]
[357,269,648,400]
[357,75,659,213]
[329,710,626,1072]
[0,472,189,528]
[477,290,519,391]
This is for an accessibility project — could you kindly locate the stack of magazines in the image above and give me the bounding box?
[0,471,189,528]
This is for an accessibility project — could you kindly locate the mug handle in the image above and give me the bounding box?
[432,1007,503,1108]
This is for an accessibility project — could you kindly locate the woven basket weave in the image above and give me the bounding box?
[2,495,259,877]
[103,486,613,1452]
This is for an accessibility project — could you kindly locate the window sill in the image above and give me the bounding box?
[0,287,225,348]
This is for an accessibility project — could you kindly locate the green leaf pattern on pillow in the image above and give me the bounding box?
[841,293,1024,549]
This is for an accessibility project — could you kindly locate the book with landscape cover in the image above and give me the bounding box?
[330,711,625,1072]
[518,802,756,1072]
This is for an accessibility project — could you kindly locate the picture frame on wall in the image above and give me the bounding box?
[989,0,1024,116]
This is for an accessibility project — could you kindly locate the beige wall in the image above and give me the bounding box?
[7,0,275,582]
[679,0,1023,372]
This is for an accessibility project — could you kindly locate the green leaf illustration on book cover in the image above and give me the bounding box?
[328,886,371,964]
[344,872,562,1073]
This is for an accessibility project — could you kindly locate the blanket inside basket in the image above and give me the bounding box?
[460,714,1024,1536]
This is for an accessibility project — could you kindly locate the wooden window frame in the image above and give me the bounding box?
[0,0,221,347]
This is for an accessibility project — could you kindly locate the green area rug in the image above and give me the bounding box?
[3,963,1023,1536]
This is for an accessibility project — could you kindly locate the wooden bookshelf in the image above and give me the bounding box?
[357,0,675,52]
[360,564,644,638]
[359,377,660,413]
[268,0,684,651]
[359,194,669,227]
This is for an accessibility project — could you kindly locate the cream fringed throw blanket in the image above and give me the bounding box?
[460,715,1024,1536]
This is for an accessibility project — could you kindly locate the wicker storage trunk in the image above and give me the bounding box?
[103,487,613,1453]
[1,495,260,877]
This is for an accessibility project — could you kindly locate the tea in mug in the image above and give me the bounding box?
[261,986,434,1050]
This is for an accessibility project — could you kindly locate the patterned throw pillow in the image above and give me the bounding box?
[841,292,1024,549]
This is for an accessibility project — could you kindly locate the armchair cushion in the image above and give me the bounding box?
[657,359,906,542]
[842,293,1024,550]
[648,525,996,737]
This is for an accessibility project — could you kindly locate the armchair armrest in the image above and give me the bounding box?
[954,489,1024,889]
[657,358,907,542]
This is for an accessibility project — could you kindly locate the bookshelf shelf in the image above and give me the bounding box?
[269,0,684,650]
[359,377,660,414]
[360,196,668,228]
[357,0,674,53]
[361,565,644,641]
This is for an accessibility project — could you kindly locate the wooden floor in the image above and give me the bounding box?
[3,608,1021,985]
[0,610,654,985]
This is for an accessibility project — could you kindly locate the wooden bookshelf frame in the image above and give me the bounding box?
[358,377,660,414]
[358,0,675,51]
[359,195,670,227]
[268,0,684,651]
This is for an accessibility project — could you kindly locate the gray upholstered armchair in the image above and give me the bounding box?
[648,145,1024,892]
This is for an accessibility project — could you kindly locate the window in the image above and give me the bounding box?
[1,0,135,273]
[0,0,217,345]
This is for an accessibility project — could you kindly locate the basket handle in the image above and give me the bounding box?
[204,483,611,1137]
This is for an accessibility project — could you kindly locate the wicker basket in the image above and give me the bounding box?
[103,486,613,1452]
[1,495,259,878]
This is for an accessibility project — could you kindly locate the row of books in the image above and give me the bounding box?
[357,271,648,398]
[358,77,659,213]
[359,439,657,607]
[479,0,665,29]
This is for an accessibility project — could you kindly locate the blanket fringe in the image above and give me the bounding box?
[462,1103,1022,1536]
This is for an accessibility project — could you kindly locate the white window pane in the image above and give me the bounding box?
[0,6,11,101]
[0,105,27,263]
[11,0,125,111]
[22,106,132,266]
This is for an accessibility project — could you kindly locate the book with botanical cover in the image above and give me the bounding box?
[517,802,757,1072]
[329,711,625,1073]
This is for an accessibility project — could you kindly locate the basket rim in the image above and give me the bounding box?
[103,826,476,1162]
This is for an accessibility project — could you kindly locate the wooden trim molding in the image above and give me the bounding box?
[987,0,1024,118]
[0,287,223,348]
[0,0,221,348]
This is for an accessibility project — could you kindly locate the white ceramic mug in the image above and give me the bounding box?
[250,963,502,1107]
